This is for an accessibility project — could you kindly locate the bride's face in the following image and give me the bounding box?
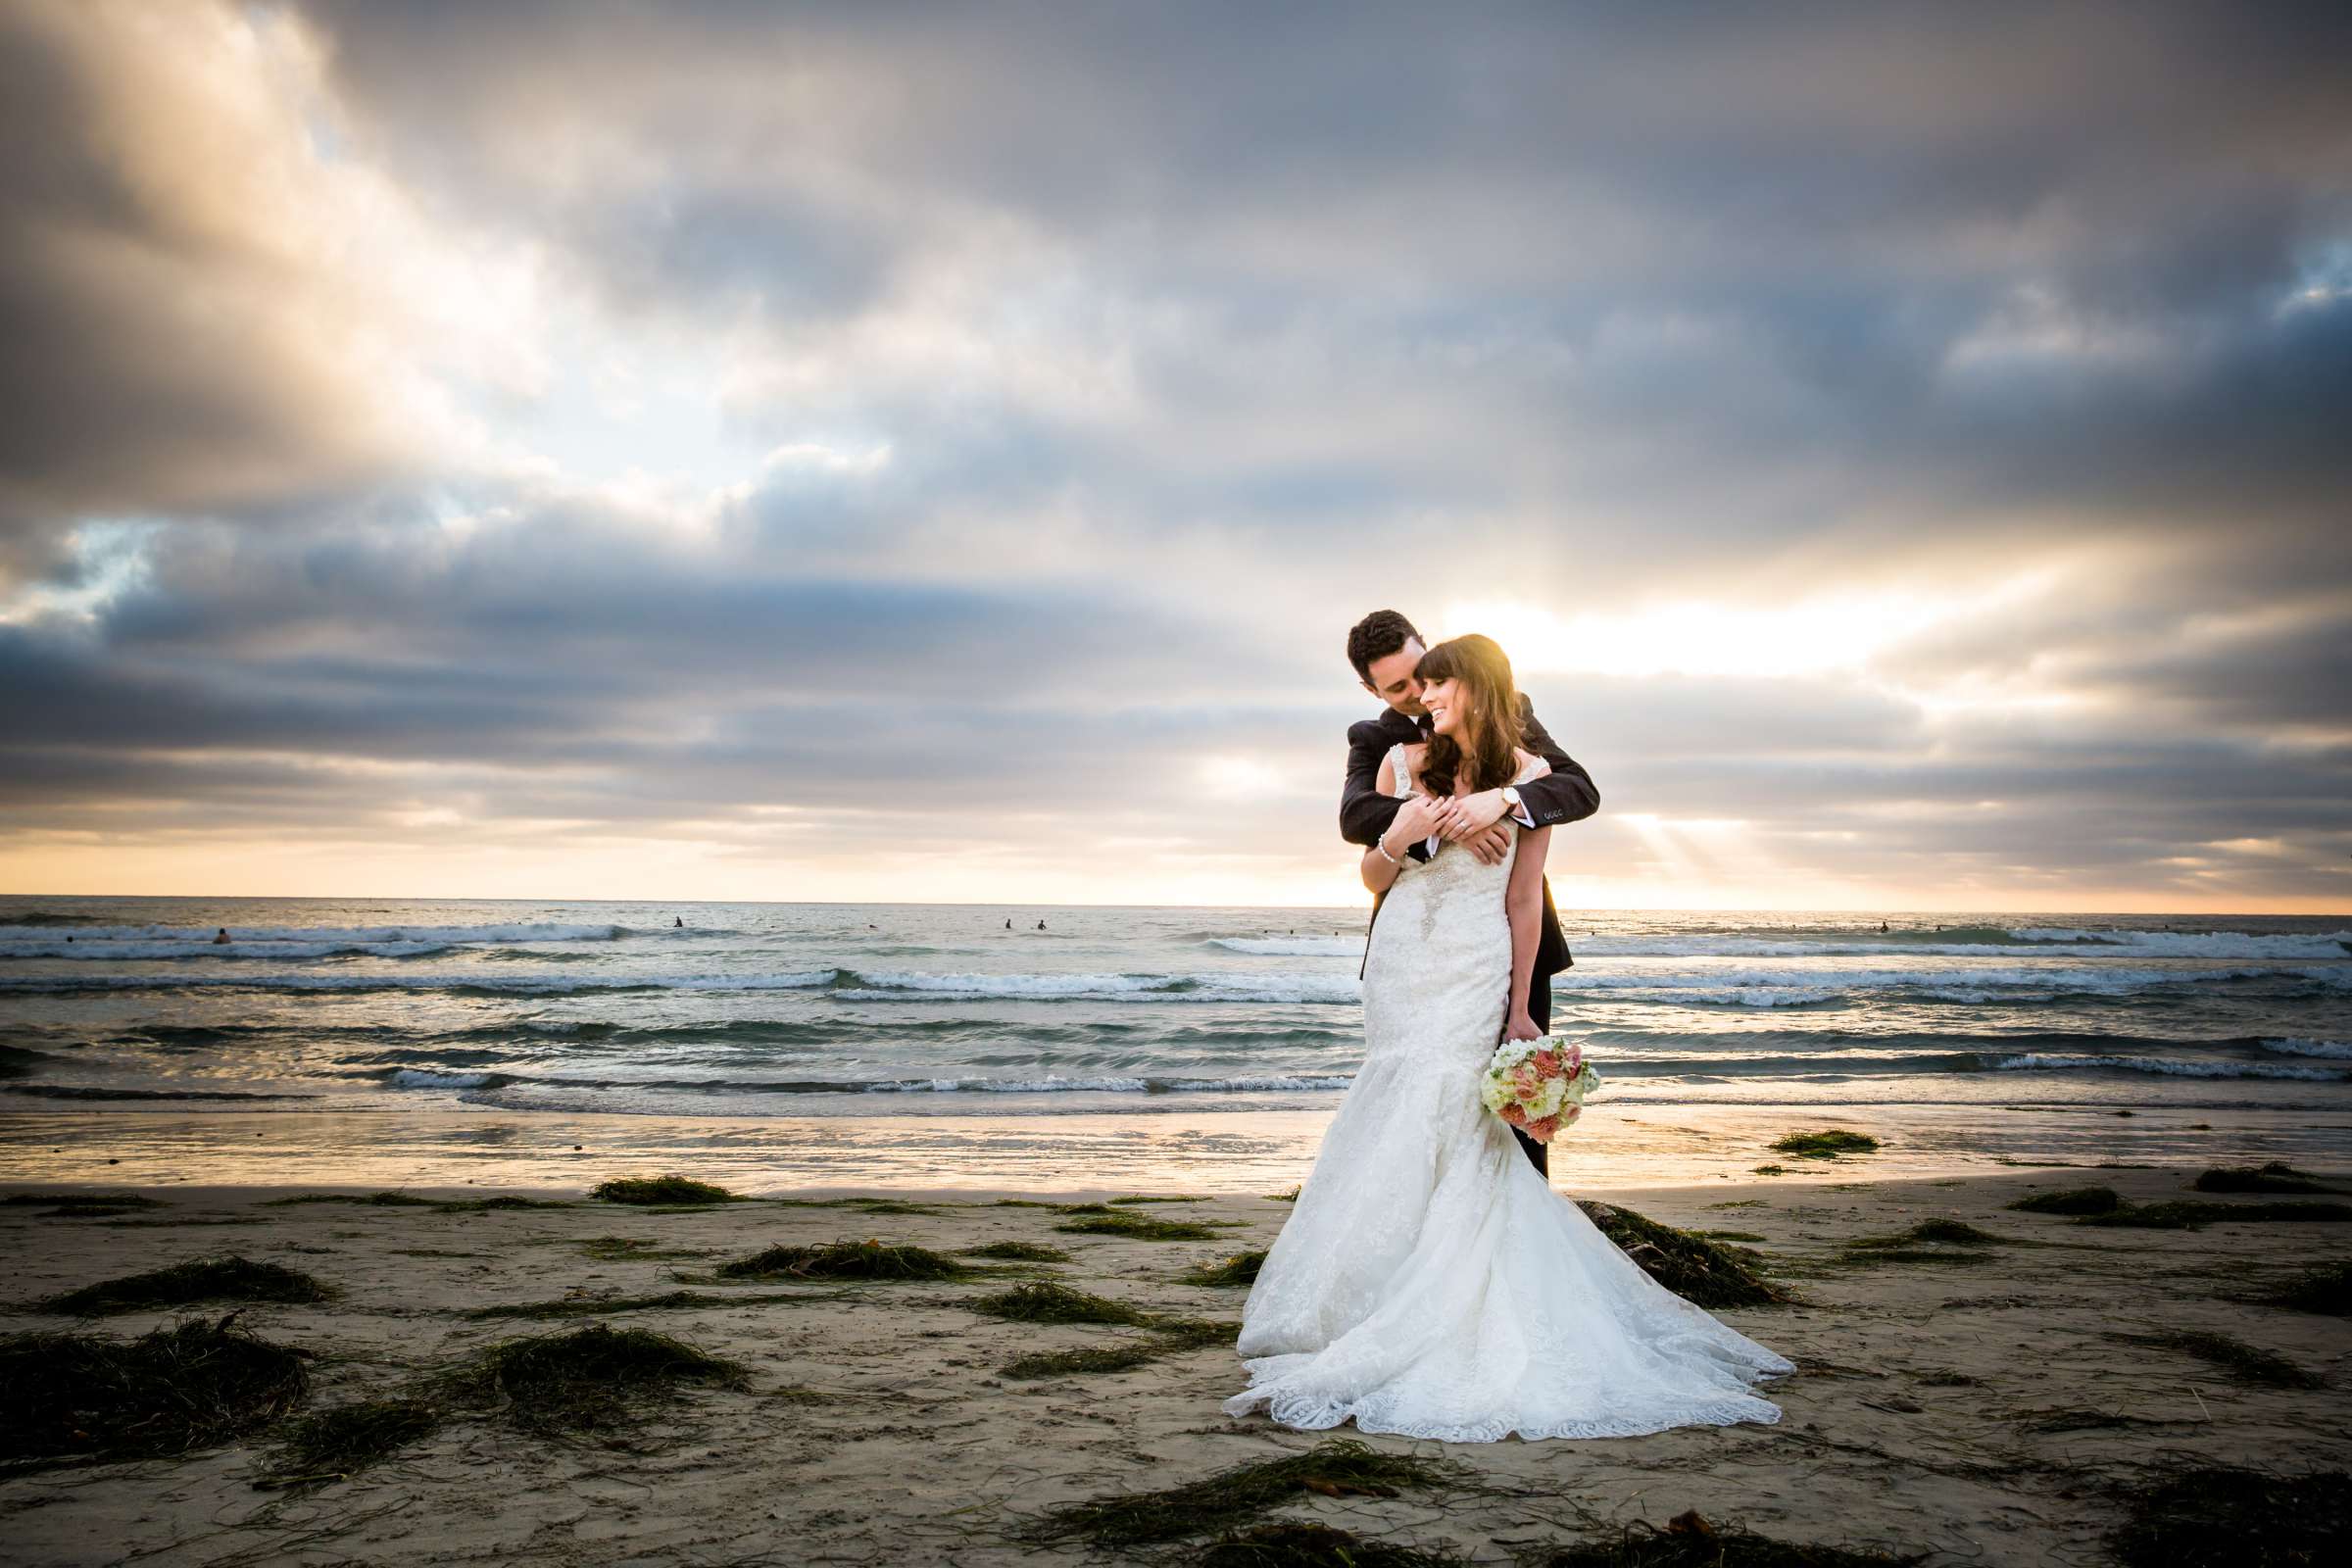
[1421,676,1463,736]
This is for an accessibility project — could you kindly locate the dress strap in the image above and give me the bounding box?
[1511,750,1548,787]
[1385,742,1415,798]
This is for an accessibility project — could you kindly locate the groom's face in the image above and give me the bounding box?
[1362,637,1428,719]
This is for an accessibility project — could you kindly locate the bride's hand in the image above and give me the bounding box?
[1392,794,1445,841]
[1503,1010,1543,1043]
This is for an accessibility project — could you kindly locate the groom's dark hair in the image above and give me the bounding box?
[1347,610,1422,683]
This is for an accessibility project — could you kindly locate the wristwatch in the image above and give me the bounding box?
[1500,786,1523,817]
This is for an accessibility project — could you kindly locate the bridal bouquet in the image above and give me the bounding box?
[1481,1037,1599,1143]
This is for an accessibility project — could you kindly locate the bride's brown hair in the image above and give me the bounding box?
[1414,634,1522,797]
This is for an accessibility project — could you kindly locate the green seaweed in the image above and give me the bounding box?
[588,1175,747,1205]
[258,1396,441,1488]
[36,1254,332,1315]
[2255,1260,2352,1316]
[962,1281,1157,1327]
[2079,1200,2352,1230]
[2191,1162,2338,1195]
[962,1241,1072,1263]
[1536,1510,1928,1565]
[444,1322,746,1434]
[1017,1438,1477,1548]
[2111,1466,2352,1568]
[2005,1186,2122,1215]
[1576,1201,1790,1308]
[466,1290,825,1319]
[1770,1129,1881,1159]
[1200,1522,1469,1566]
[1054,1209,1225,1241]
[1181,1250,1267,1288]
[714,1240,970,1281]
[2110,1330,2322,1390]
[0,1314,310,1466]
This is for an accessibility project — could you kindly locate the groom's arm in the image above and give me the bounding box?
[1341,719,1407,848]
[1513,700,1599,829]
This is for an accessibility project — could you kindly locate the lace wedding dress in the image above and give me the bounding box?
[1223,745,1794,1442]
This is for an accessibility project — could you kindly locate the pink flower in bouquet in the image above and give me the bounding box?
[1511,1066,1541,1099]
[1526,1114,1560,1141]
[1558,1103,1582,1126]
[1498,1102,1528,1127]
[1561,1043,1583,1073]
[1532,1049,1561,1076]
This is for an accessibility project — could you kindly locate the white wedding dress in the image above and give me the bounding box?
[1222,744,1794,1442]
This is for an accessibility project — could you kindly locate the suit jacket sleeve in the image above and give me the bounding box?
[1514,698,1599,828]
[1341,719,1406,848]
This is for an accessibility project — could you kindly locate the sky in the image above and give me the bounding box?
[0,0,2347,912]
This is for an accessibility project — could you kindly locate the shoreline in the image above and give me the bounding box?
[4,1164,2347,1565]
[9,1097,2350,1196]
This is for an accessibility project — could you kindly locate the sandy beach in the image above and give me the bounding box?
[4,1161,2346,1566]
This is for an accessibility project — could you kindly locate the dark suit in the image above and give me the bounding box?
[1341,697,1599,1176]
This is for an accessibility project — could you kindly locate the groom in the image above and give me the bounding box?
[1340,610,1599,1177]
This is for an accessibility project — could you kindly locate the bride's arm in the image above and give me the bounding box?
[1503,824,1553,1039]
[1361,759,1440,894]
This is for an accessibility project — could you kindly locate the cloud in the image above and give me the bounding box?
[0,0,2346,906]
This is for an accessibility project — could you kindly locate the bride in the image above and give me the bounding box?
[1223,633,1794,1442]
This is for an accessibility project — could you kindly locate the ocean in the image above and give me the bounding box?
[4,897,2348,1193]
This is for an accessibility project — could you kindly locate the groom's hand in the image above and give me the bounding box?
[1458,823,1511,865]
[1433,789,1509,839]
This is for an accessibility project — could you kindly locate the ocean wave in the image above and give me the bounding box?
[0,968,839,997]
[0,920,626,947]
[0,1084,316,1101]
[1571,926,2352,961]
[1984,1052,2351,1081]
[432,1071,1358,1099]
[384,1068,503,1089]
[2261,1037,2352,1060]
[0,939,465,961]
[1208,936,1361,956]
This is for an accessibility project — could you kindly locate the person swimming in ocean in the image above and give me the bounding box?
[213,928,231,945]
[674,916,683,928]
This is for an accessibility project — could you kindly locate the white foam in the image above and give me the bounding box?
[1985,1052,2348,1081]
[2261,1037,2352,1060]
[1209,936,1361,956]
[385,1068,496,1089]
[0,921,624,946]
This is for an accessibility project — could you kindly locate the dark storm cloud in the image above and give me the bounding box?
[1,0,2347,900]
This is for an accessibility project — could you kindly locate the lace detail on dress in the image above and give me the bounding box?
[1223,741,1793,1443]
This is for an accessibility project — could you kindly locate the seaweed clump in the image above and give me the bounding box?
[963,1280,1157,1327]
[962,1241,1071,1263]
[259,1396,442,1488]
[1001,1319,1236,1381]
[2110,1466,2352,1568]
[1055,1207,1224,1242]
[0,1314,310,1466]
[1770,1129,1880,1159]
[445,1323,746,1434]
[2191,1162,2338,1195]
[1199,1522,1468,1566]
[1838,1219,2013,1266]
[714,1239,969,1282]
[2109,1330,2322,1390]
[1536,1508,1927,1566]
[2006,1185,2122,1215]
[2255,1260,2352,1317]
[4,1192,165,1218]
[1183,1250,1267,1288]
[1017,1438,1476,1548]
[1576,1202,1790,1308]
[588,1175,746,1205]
[36,1254,333,1315]
[2079,1200,2352,1231]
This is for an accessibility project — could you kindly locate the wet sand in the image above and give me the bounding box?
[2,1163,2347,1566]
